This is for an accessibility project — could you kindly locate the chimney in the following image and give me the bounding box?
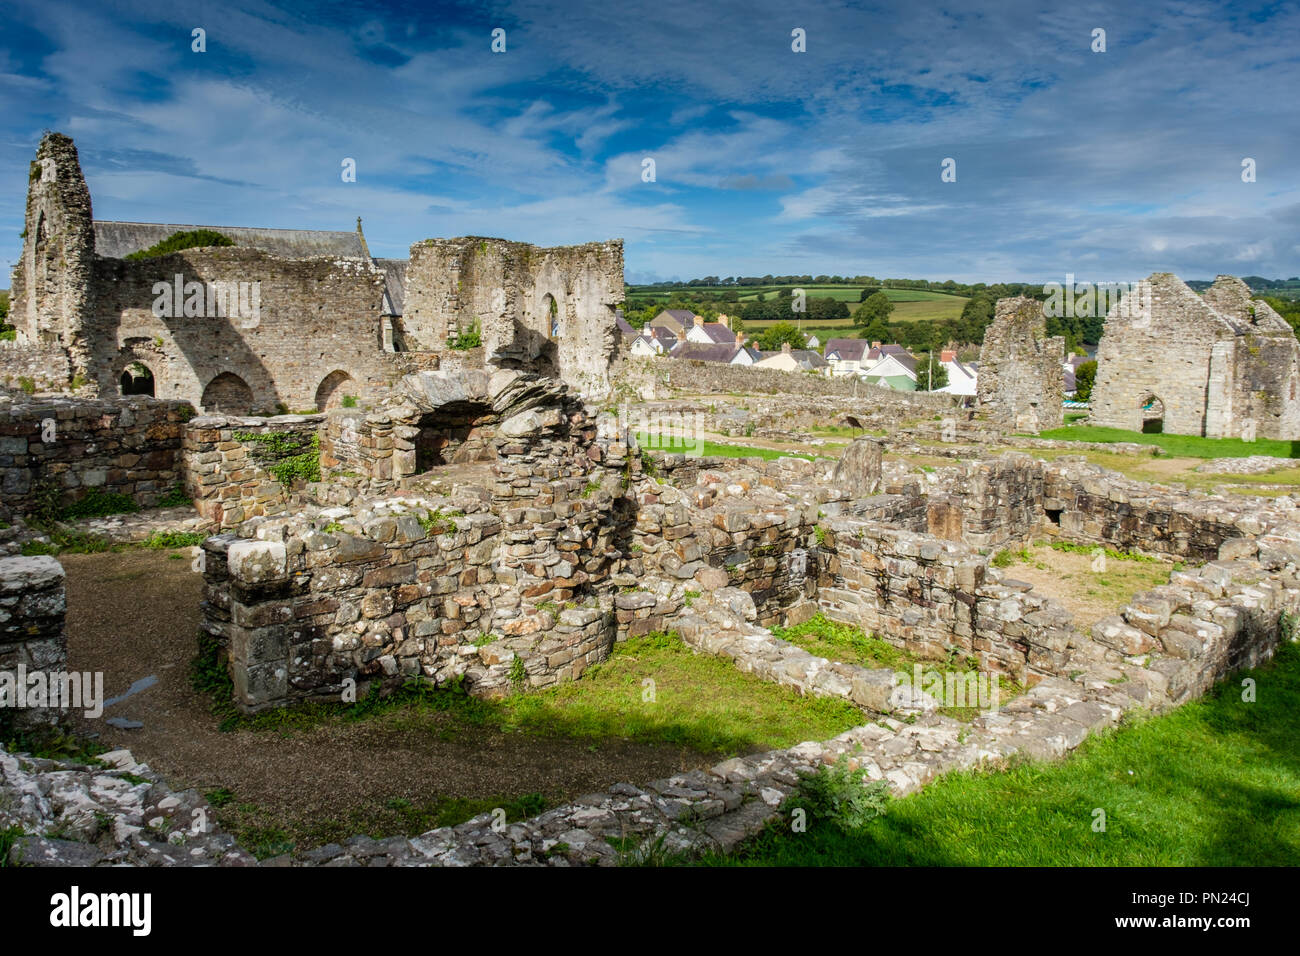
[782,341,792,353]
[941,349,956,363]
[717,314,729,328]
[694,315,704,327]
[736,331,745,346]
[871,340,881,349]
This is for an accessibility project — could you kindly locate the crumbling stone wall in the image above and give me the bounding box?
[182,414,322,527]
[1040,458,1293,561]
[0,343,71,395]
[6,133,623,407]
[200,478,630,711]
[976,296,1064,432]
[0,397,189,512]
[1090,274,1300,440]
[7,133,95,377]
[0,555,68,732]
[402,238,624,398]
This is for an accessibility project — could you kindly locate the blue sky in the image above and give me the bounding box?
[2,0,1298,285]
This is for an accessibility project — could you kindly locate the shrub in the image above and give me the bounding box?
[447,318,482,350]
[786,754,891,831]
[341,395,358,408]
[123,229,234,261]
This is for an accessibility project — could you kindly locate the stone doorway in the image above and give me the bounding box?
[1140,394,1165,434]
[120,362,156,397]
[414,401,498,471]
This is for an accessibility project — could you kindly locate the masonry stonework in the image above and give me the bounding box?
[976,296,1064,432]
[1090,273,1300,439]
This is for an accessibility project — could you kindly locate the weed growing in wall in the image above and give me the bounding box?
[447,318,482,350]
[234,430,321,486]
[785,754,891,831]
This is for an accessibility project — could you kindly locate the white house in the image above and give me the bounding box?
[936,350,978,396]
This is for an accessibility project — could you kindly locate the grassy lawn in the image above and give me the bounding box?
[639,436,815,461]
[772,614,1023,719]
[201,632,867,853]
[1036,425,1300,460]
[700,639,1300,866]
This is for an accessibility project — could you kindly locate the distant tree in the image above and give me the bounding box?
[959,294,995,344]
[853,291,895,329]
[858,286,882,302]
[756,321,807,351]
[1073,359,1097,400]
[859,317,891,343]
[914,352,949,392]
[0,289,8,323]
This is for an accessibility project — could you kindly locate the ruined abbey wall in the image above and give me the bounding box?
[976,296,1064,432]
[401,238,624,398]
[1090,274,1300,440]
[0,397,189,511]
[88,249,391,415]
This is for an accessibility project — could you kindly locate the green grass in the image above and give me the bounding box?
[1036,425,1300,460]
[197,631,865,755]
[771,614,1022,719]
[700,638,1300,866]
[637,436,813,462]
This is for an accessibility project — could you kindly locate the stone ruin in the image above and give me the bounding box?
[1090,273,1300,440]
[2,130,1298,867]
[976,296,1064,432]
[4,132,625,410]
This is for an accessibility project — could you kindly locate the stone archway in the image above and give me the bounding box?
[315,370,355,411]
[1140,394,1165,434]
[201,372,255,415]
[120,361,156,397]
[414,400,498,471]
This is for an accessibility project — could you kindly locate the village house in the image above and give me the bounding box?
[684,314,737,346]
[649,308,697,338]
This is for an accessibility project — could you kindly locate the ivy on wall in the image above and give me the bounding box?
[233,430,321,486]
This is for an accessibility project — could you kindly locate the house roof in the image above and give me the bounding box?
[654,309,696,326]
[670,342,738,363]
[824,338,868,361]
[695,322,737,344]
[871,349,917,374]
[733,345,764,362]
[791,349,828,368]
[616,313,636,335]
[92,220,368,259]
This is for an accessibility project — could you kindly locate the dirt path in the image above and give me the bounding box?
[60,550,711,848]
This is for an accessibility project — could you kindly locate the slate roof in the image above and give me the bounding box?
[824,338,868,362]
[696,322,737,344]
[93,220,368,259]
[670,342,738,363]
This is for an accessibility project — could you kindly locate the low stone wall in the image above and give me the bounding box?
[0,397,190,513]
[201,478,631,711]
[0,555,68,732]
[182,414,322,528]
[817,522,1090,681]
[1041,459,1296,560]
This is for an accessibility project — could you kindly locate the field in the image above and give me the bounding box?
[628,284,969,326]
